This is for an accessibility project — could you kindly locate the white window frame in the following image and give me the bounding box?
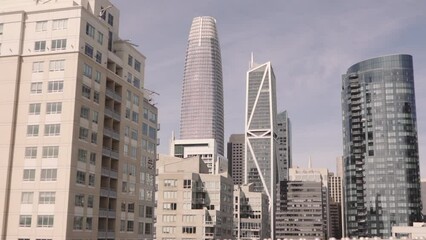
[44,124,60,136]
[42,146,59,158]
[40,169,57,181]
[51,39,67,51]
[46,102,62,114]
[32,61,44,73]
[49,60,65,71]
[52,19,67,30]
[35,21,47,32]
[34,41,46,52]
[30,82,42,94]
[47,80,63,93]
[37,215,54,228]
[26,125,39,137]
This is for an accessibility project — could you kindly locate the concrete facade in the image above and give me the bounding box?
[0,1,157,239]
[228,134,245,185]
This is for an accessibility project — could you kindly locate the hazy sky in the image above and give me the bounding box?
[111,0,426,176]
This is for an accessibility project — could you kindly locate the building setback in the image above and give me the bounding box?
[156,155,233,240]
[228,134,245,185]
[277,111,292,181]
[180,16,224,155]
[342,54,422,238]
[245,60,278,239]
[0,1,158,239]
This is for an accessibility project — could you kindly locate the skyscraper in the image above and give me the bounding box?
[0,1,158,239]
[277,111,292,181]
[245,60,278,238]
[342,54,422,237]
[180,16,224,155]
[228,134,245,185]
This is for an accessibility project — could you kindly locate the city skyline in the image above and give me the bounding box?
[112,1,426,176]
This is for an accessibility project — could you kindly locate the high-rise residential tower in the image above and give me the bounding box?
[245,60,278,239]
[277,111,291,181]
[180,16,224,155]
[342,54,422,238]
[0,1,158,239]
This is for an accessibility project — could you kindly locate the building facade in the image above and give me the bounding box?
[156,155,233,240]
[245,60,278,238]
[233,184,269,240]
[342,54,422,237]
[0,1,158,239]
[329,172,343,239]
[276,167,328,240]
[180,16,224,155]
[277,111,291,181]
[228,134,245,185]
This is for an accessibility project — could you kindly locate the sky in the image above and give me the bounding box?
[111,0,426,176]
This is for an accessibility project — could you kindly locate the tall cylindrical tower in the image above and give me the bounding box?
[341,54,422,238]
[180,16,224,155]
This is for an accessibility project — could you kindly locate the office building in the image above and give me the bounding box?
[276,167,329,239]
[233,184,269,240]
[156,154,233,240]
[245,59,278,238]
[342,54,422,237]
[421,179,426,217]
[277,110,292,181]
[329,172,343,239]
[171,138,228,175]
[180,16,224,155]
[228,134,245,185]
[0,1,158,239]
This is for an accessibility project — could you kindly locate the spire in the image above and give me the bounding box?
[308,156,312,168]
[250,52,254,68]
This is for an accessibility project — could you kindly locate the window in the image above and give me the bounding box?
[107,13,114,26]
[163,191,177,199]
[89,153,96,165]
[83,63,92,78]
[133,77,140,88]
[97,31,103,45]
[42,146,59,158]
[35,21,47,32]
[30,82,42,94]
[142,123,148,135]
[131,129,138,140]
[34,41,46,52]
[21,192,34,204]
[127,221,134,232]
[52,19,67,30]
[149,111,157,123]
[86,217,93,230]
[182,226,196,234]
[78,149,87,162]
[149,126,156,139]
[82,85,91,99]
[29,103,41,115]
[19,215,32,227]
[162,226,176,234]
[108,31,113,51]
[79,127,89,141]
[132,111,139,123]
[84,43,93,58]
[73,216,83,230]
[93,91,100,103]
[27,125,39,137]
[128,203,135,213]
[86,23,95,38]
[128,55,133,66]
[120,220,125,232]
[41,169,57,181]
[46,102,62,114]
[80,106,89,119]
[95,71,101,83]
[88,173,95,186]
[44,124,60,136]
[183,179,192,188]
[49,60,65,71]
[163,203,177,210]
[0,23,3,35]
[95,51,102,63]
[164,179,177,187]
[92,111,98,124]
[146,206,153,218]
[138,222,144,234]
[125,108,130,119]
[162,215,176,222]
[91,132,97,144]
[75,194,84,207]
[87,195,94,208]
[47,80,63,93]
[37,215,54,227]
[76,171,85,184]
[145,223,152,235]
[51,39,66,51]
[23,169,35,181]
[32,61,44,72]
[39,192,55,204]
[143,108,148,119]
[134,60,141,72]
[133,95,139,106]
[25,146,37,158]
[127,72,133,83]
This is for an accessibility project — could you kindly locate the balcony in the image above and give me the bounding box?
[100,187,117,198]
[99,208,116,218]
[106,88,122,102]
[102,147,119,160]
[105,107,121,121]
[97,230,115,239]
[101,167,118,179]
[104,127,120,140]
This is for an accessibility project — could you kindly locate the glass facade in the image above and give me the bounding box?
[341,54,422,238]
[245,62,278,238]
[180,16,224,155]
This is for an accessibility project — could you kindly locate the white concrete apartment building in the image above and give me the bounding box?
[233,184,269,240]
[156,155,233,240]
[0,0,158,239]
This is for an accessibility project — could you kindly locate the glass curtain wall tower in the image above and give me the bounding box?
[342,54,422,238]
[245,60,278,239]
[180,16,224,155]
